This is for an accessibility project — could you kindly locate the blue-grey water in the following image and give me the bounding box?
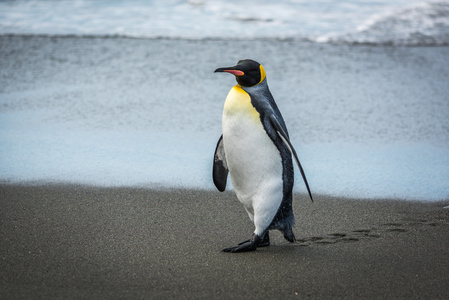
[1,0,449,45]
[1,1,448,201]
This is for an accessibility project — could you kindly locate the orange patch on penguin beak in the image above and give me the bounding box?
[224,70,244,76]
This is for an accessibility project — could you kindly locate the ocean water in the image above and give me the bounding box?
[1,0,449,45]
[1,1,449,201]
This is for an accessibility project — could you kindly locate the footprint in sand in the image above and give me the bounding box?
[296,217,444,248]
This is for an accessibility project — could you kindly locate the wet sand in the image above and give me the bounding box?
[1,184,448,299]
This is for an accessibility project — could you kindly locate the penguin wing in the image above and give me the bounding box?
[269,114,313,202]
[213,135,229,192]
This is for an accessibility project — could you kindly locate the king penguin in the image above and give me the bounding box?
[213,59,313,253]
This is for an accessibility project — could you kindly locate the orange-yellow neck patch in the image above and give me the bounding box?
[258,65,266,85]
[223,85,260,123]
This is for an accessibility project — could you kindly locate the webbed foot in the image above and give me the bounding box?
[236,232,270,247]
[222,233,268,253]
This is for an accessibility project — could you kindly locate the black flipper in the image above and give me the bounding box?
[269,114,313,202]
[213,135,228,192]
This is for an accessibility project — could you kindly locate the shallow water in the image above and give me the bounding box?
[0,37,448,201]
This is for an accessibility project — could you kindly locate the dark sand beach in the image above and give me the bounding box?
[1,184,448,299]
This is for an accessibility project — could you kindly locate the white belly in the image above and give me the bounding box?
[222,86,283,235]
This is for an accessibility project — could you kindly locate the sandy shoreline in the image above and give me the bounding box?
[0,184,447,299]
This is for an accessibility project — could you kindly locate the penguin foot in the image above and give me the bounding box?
[237,232,270,247]
[222,233,265,253]
[260,232,270,247]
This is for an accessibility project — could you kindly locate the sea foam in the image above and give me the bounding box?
[0,0,448,45]
[318,1,449,45]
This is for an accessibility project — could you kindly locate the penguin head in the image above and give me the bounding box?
[214,59,266,87]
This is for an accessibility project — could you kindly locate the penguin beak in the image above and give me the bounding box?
[214,67,244,76]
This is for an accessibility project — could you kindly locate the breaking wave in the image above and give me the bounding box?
[317,1,449,46]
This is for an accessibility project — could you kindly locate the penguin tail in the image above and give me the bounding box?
[283,227,296,243]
